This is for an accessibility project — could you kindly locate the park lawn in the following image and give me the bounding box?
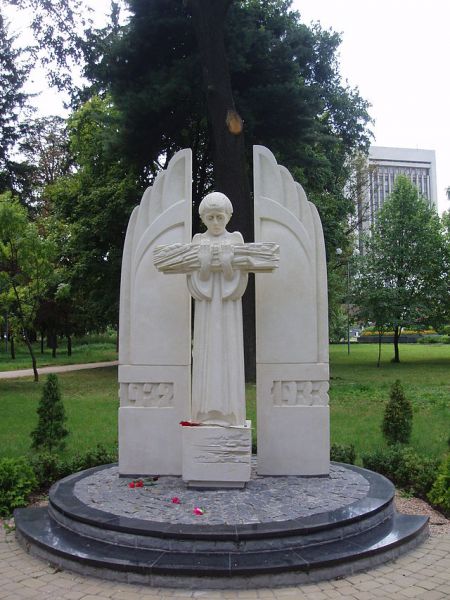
[0,341,117,371]
[329,343,450,460]
[0,344,448,463]
[0,367,119,459]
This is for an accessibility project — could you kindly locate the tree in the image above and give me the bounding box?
[31,374,69,452]
[73,0,372,377]
[46,95,140,330]
[0,192,55,380]
[354,176,448,363]
[19,116,74,214]
[10,0,373,377]
[0,10,31,197]
[382,380,413,445]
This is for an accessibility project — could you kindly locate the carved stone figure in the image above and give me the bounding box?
[188,192,248,426]
[154,191,279,429]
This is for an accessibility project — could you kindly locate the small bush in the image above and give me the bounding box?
[0,457,37,517]
[69,444,118,473]
[362,445,439,497]
[30,445,118,491]
[330,443,356,464]
[382,380,413,445]
[428,454,450,515]
[30,451,67,489]
[31,374,69,452]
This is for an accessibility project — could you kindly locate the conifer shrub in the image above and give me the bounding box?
[30,374,69,452]
[382,380,413,445]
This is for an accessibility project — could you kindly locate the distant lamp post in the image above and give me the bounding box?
[446,186,450,202]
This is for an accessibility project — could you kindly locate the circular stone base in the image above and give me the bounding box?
[14,462,429,588]
[73,462,370,525]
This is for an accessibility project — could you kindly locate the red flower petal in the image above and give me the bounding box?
[171,497,181,504]
[128,482,135,488]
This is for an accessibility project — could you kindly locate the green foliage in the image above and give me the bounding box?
[417,335,450,344]
[30,451,65,489]
[362,445,439,498]
[0,457,37,517]
[354,176,449,363]
[382,380,413,445]
[0,12,31,196]
[0,192,56,377]
[330,443,356,464]
[31,444,117,490]
[84,0,371,247]
[69,444,117,473]
[428,454,450,514]
[30,374,69,452]
[47,96,140,330]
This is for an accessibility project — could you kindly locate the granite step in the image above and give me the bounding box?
[15,505,428,586]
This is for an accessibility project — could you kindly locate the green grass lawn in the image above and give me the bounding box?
[329,343,450,461]
[0,344,448,463]
[0,367,119,459]
[0,340,117,371]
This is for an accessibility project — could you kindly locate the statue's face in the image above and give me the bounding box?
[202,210,229,236]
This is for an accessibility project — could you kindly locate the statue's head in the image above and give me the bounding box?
[199,192,233,218]
[199,192,233,236]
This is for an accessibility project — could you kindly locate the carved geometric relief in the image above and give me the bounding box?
[119,383,174,407]
[271,380,329,407]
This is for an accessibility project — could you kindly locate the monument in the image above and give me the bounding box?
[118,145,327,482]
[14,145,429,587]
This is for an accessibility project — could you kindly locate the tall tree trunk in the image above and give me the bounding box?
[377,329,382,368]
[10,335,15,360]
[393,325,401,363]
[23,331,39,382]
[188,0,256,380]
[67,335,72,357]
[10,282,38,379]
[41,331,44,354]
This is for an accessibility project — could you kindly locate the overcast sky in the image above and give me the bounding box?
[8,0,450,214]
[292,0,450,214]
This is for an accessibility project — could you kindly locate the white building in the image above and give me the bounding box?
[357,146,438,238]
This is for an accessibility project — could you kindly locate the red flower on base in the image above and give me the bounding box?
[193,507,205,515]
[171,497,181,504]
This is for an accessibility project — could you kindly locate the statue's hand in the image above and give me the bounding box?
[219,243,234,280]
[198,243,211,280]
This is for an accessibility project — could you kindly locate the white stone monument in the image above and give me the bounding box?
[254,145,329,475]
[118,145,329,481]
[118,149,192,476]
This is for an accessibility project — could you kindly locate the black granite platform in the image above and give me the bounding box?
[14,463,429,588]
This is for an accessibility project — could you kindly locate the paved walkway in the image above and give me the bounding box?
[1,526,449,599]
[0,361,118,380]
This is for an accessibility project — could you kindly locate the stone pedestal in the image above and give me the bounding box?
[182,421,252,488]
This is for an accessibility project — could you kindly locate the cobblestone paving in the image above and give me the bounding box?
[74,464,369,525]
[1,527,449,599]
